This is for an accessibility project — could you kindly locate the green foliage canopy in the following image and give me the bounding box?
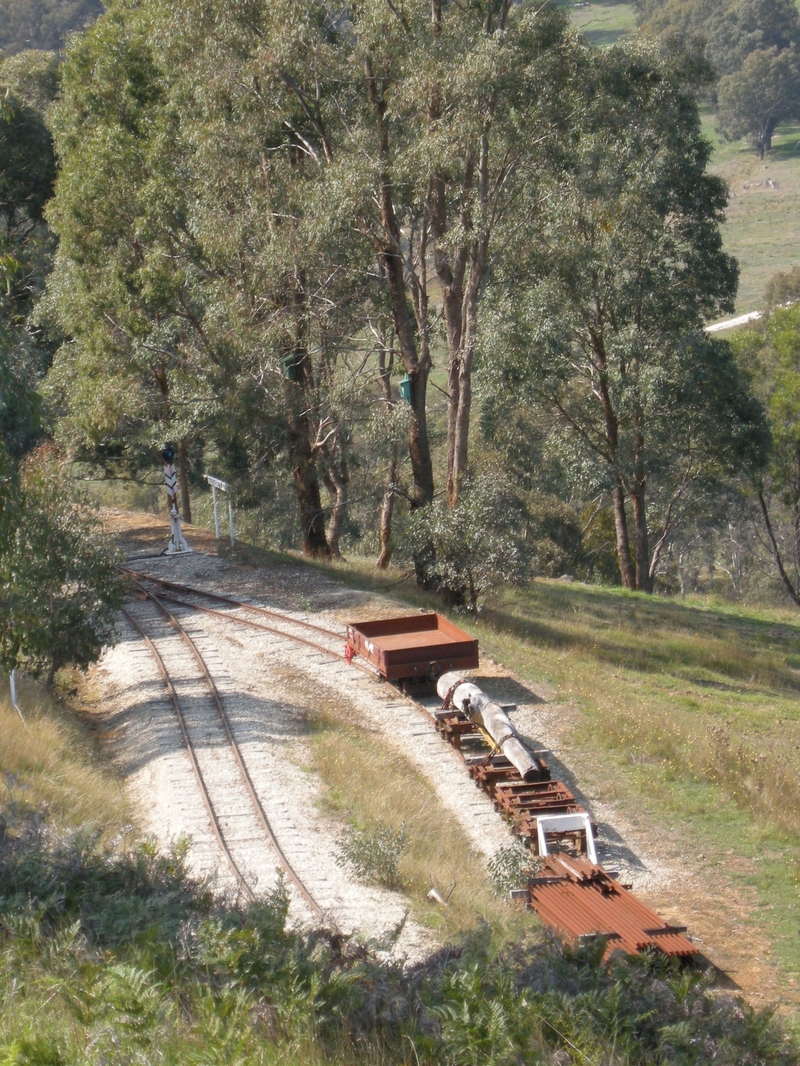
[0,447,122,683]
[641,0,800,156]
[482,37,767,590]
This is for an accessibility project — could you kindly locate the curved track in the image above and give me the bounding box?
[120,566,377,675]
[122,582,323,918]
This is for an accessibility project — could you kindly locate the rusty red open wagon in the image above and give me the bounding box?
[346,613,478,681]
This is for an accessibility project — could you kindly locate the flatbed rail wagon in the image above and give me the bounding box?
[346,613,479,682]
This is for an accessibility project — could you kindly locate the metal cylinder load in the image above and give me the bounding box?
[436,672,541,781]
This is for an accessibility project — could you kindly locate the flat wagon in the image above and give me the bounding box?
[346,613,479,682]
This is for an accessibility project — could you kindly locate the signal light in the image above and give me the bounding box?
[160,442,177,464]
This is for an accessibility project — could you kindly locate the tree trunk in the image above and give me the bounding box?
[322,461,348,560]
[287,348,330,558]
[759,117,777,158]
[377,453,397,569]
[758,489,800,606]
[613,481,635,589]
[630,482,652,593]
[290,426,329,557]
[365,56,434,511]
[178,439,192,524]
[444,137,489,508]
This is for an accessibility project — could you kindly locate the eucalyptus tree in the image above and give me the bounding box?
[483,38,767,591]
[735,306,800,605]
[43,5,221,522]
[315,0,573,508]
[44,0,576,564]
[0,84,56,463]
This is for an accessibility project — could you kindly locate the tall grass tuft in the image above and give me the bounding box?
[0,677,128,836]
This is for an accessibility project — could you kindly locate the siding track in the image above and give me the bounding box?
[122,580,323,918]
[121,567,376,674]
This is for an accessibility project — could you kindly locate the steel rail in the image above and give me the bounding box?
[120,605,255,902]
[119,566,340,639]
[125,587,324,917]
[118,566,377,676]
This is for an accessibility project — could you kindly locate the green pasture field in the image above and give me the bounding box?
[703,116,800,315]
[565,0,637,46]
[563,0,800,317]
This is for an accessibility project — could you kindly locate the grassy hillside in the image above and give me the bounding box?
[703,117,800,314]
[476,581,800,981]
[566,0,637,46]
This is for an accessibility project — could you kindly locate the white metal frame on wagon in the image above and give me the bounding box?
[536,812,598,865]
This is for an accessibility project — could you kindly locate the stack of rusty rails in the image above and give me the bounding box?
[495,781,585,836]
[524,855,698,961]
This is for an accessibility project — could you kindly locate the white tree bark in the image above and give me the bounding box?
[436,672,540,781]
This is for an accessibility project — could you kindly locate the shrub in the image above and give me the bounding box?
[336,822,408,889]
[0,446,122,684]
[487,844,544,896]
[404,472,529,610]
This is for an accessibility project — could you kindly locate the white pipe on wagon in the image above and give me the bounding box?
[436,672,540,781]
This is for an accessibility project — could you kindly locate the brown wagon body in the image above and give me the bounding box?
[346,614,478,681]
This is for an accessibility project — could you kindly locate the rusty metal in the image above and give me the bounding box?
[493,780,578,815]
[125,584,323,918]
[525,855,698,960]
[346,614,479,681]
[435,714,481,749]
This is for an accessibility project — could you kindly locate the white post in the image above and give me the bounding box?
[205,475,234,548]
[212,485,221,540]
[163,461,191,554]
[9,669,25,725]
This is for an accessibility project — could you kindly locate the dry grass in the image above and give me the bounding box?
[0,674,129,834]
[307,700,529,943]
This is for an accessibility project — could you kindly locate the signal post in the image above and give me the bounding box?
[161,442,191,555]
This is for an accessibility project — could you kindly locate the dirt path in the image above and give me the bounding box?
[93,509,794,1006]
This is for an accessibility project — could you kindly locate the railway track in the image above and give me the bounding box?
[120,566,377,676]
[121,582,324,918]
[119,563,697,960]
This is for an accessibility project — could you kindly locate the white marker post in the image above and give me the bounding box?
[205,475,235,547]
[9,669,25,725]
[163,458,191,555]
